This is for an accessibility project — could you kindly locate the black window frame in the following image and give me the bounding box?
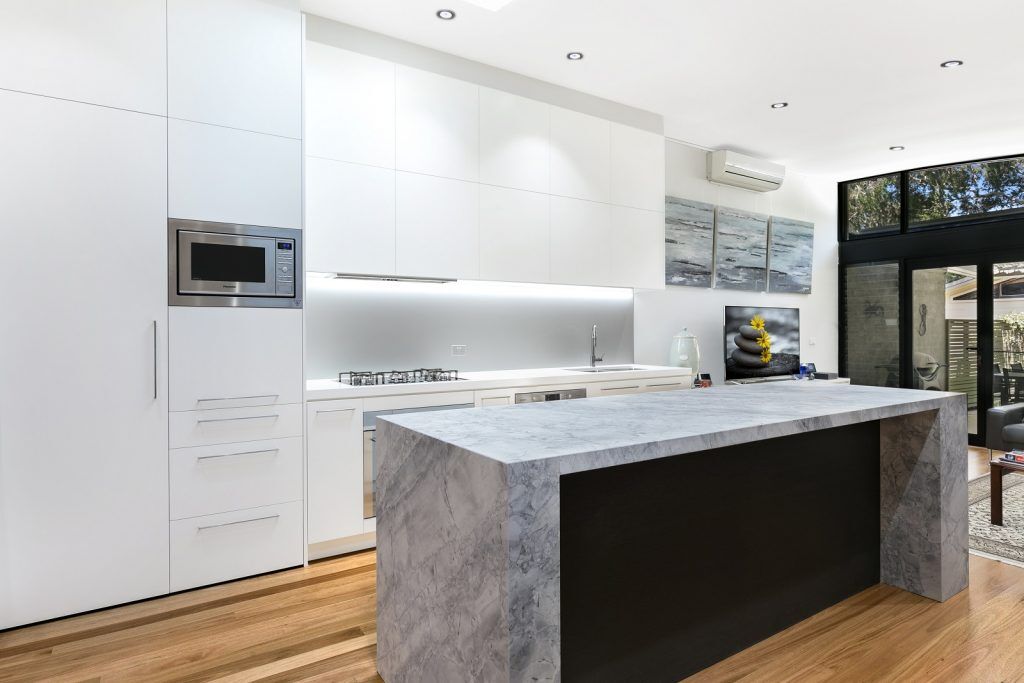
[840,151,1024,241]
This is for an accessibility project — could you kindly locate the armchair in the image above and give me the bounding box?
[987,403,1024,451]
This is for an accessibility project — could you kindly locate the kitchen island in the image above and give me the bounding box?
[374,382,967,682]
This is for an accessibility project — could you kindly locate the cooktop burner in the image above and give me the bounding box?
[339,368,462,386]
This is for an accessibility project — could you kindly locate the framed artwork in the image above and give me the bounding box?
[768,216,814,293]
[665,196,715,287]
[714,207,769,291]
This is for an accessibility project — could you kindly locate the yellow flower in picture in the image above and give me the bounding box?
[761,349,772,364]
[756,331,771,349]
[750,315,766,331]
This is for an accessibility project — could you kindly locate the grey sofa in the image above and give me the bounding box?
[987,404,1024,451]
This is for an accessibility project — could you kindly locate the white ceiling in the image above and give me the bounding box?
[301,0,1024,180]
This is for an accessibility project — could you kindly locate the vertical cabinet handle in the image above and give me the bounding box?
[153,320,158,400]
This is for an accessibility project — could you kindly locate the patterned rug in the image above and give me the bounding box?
[968,470,1024,562]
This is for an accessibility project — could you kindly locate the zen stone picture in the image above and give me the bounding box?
[768,216,814,294]
[714,207,769,291]
[724,305,800,380]
[665,196,715,287]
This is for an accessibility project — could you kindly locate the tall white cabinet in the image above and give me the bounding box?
[0,90,169,630]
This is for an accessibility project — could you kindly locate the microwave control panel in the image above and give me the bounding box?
[275,240,296,296]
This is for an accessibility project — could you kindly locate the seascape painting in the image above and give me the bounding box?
[713,207,769,291]
[768,216,814,294]
[665,196,715,287]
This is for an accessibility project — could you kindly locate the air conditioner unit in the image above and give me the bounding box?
[706,150,785,192]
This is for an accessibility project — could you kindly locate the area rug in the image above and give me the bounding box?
[968,470,1024,562]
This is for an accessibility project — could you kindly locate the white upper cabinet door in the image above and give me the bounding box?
[396,66,479,182]
[549,106,610,203]
[610,206,665,290]
[169,307,304,412]
[168,0,301,138]
[306,157,396,275]
[549,196,612,286]
[479,186,549,284]
[0,0,166,114]
[396,173,479,280]
[169,119,302,229]
[479,88,549,194]
[0,91,168,629]
[610,124,666,211]
[305,42,395,168]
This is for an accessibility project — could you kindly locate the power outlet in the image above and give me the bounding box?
[451,344,468,357]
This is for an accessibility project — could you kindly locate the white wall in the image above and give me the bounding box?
[634,140,839,382]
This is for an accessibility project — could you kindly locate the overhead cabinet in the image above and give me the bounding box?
[0,0,166,114]
[304,40,665,289]
[167,0,302,138]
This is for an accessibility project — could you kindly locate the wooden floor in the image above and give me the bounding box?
[3,551,1024,682]
[1,448,1019,682]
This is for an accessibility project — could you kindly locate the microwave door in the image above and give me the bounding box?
[178,231,276,296]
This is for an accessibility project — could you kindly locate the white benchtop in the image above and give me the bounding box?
[305,364,692,401]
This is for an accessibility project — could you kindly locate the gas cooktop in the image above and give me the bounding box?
[338,368,462,386]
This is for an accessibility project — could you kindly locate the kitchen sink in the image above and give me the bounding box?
[563,365,646,373]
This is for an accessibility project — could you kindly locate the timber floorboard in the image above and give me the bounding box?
[3,547,1024,681]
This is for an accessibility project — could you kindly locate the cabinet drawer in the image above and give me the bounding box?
[170,404,302,448]
[643,379,690,393]
[169,307,303,411]
[170,437,302,520]
[170,501,302,592]
[588,381,643,397]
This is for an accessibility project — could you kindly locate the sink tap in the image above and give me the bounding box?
[591,324,603,367]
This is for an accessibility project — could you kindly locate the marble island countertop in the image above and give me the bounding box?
[382,381,962,472]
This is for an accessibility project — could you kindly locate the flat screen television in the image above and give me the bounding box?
[724,306,800,381]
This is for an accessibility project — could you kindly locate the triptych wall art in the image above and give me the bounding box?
[664,195,814,294]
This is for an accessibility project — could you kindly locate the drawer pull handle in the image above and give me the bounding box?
[197,394,278,404]
[197,514,280,532]
[603,385,639,391]
[316,407,356,414]
[196,414,279,424]
[648,382,682,387]
[197,448,279,462]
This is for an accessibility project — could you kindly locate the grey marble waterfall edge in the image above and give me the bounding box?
[375,382,969,683]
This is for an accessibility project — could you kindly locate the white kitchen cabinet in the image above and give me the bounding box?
[305,42,395,168]
[396,172,479,280]
[168,307,303,412]
[305,157,396,275]
[169,119,302,229]
[610,206,666,290]
[479,88,549,193]
[610,123,666,211]
[549,106,610,203]
[170,437,303,520]
[167,0,301,138]
[0,91,168,629]
[396,66,479,182]
[549,196,611,286]
[479,186,550,284]
[0,0,166,115]
[170,501,303,592]
[306,399,365,543]
[586,376,692,397]
[170,404,304,449]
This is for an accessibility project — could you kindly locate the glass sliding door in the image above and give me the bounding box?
[909,264,980,442]
[843,262,900,387]
[993,261,1024,412]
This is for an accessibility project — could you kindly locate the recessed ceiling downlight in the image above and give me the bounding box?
[770,102,788,109]
[436,9,456,20]
[940,59,964,68]
[890,146,905,151]
[566,51,584,61]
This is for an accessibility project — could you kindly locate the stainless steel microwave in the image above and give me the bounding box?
[168,219,302,308]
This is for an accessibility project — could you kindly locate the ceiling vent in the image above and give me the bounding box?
[706,150,785,192]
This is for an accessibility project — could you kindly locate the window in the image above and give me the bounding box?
[846,174,900,237]
[843,262,900,386]
[909,156,1024,229]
